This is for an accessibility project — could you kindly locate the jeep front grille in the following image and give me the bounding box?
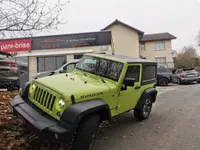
[33,86,56,111]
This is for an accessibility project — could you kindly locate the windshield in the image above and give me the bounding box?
[183,69,197,73]
[76,55,124,81]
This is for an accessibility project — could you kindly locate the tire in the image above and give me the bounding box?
[71,114,100,150]
[177,78,182,85]
[197,80,200,84]
[134,95,153,121]
[158,78,168,86]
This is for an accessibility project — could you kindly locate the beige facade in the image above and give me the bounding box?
[104,24,140,57]
[102,19,176,68]
[140,40,174,68]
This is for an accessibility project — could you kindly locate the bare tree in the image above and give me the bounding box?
[182,45,197,57]
[175,46,197,68]
[0,0,67,39]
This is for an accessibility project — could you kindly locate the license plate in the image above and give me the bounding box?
[188,75,195,77]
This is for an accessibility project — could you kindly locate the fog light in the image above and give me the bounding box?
[57,112,61,117]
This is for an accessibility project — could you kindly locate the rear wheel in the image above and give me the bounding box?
[197,80,200,83]
[158,78,168,86]
[134,95,153,121]
[71,114,100,150]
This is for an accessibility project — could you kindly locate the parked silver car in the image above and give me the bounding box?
[172,68,200,84]
[34,59,80,79]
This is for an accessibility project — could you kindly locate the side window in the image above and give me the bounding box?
[176,70,182,74]
[63,63,76,73]
[125,65,140,82]
[158,67,168,73]
[142,65,156,81]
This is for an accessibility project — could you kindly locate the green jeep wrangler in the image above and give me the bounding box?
[9,53,158,150]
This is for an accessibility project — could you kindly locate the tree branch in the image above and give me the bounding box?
[0,0,67,39]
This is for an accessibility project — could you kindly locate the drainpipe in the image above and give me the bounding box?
[110,31,115,55]
[139,34,143,58]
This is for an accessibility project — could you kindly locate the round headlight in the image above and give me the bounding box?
[32,84,36,90]
[58,98,66,108]
[29,84,36,95]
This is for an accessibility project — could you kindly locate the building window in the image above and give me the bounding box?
[157,67,169,73]
[154,42,165,50]
[37,56,66,72]
[155,57,167,66]
[74,54,83,59]
[141,43,145,51]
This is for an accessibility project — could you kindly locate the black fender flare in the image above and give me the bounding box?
[21,81,31,99]
[135,88,158,110]
[60,99,111,124]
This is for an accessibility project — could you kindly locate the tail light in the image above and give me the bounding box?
[179,74,184,78]
[4,61,17,67]
[198,72,200,76]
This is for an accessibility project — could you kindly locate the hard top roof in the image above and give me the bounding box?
[85,53,156,64]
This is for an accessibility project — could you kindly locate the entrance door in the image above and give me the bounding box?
[116,64,142,114]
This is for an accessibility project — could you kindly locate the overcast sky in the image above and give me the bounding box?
[47,0,200,54]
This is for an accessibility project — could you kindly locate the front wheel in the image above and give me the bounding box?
[158,78,168,86]
[134,95,153,121]
[71,114,100,150]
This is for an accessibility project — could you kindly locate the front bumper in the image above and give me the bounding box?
[180,77,200,83]
[9,95,77,143]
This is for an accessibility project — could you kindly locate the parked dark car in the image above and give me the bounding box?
[0,52,20,90]
[34,59,80,79]
[157,66,173,86]
[172,68,200,84]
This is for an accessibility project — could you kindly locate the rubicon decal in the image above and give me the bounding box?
[80,92,104,99]
[0,39,32,52]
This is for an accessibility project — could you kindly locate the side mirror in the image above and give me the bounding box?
[123,78,135,87]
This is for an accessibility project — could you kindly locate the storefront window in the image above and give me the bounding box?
[74,54,83,59]
[56,56,66,68]
[38,56,66,72]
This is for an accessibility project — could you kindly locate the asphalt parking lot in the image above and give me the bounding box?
[92,83,200,150]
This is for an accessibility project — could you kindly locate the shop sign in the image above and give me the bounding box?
[0,39,32,52]
[32,31,111,50]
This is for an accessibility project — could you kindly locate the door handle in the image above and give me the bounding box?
[135,86,141,90]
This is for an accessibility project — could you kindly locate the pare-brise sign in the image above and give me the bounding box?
[0,39,32,52]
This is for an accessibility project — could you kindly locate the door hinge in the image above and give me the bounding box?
[135,86,141,90]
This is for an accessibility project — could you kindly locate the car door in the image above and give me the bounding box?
[116,64,142,114]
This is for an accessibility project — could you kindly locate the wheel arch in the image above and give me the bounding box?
[135,88,158,110]
[158,76,170,84]
[60,99,111,125]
